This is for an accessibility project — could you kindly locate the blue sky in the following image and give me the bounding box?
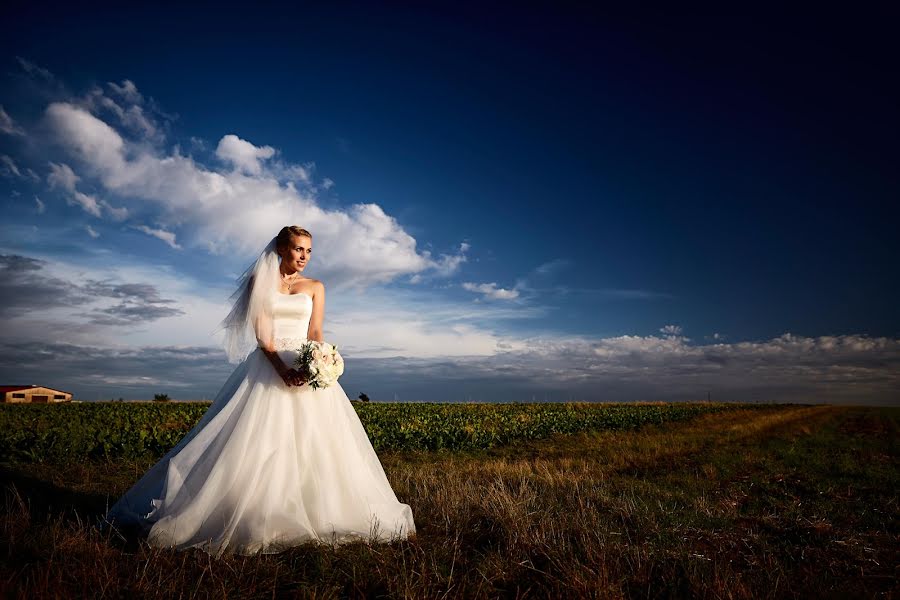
[1,4,897,404]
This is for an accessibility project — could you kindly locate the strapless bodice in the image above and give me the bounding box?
[270,291,312,350]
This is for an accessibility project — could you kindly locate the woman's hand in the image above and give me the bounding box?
[280,367,307,387]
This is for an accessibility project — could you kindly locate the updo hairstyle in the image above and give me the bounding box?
[275,226,312,251]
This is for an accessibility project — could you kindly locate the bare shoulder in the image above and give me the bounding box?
[310,279,326,298]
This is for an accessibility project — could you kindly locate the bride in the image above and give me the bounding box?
[102,225,417,556]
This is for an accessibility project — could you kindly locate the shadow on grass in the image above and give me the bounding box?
[0,467,108,521]
[0,467,150,553]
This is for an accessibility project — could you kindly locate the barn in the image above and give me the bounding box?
[0,385,73,403]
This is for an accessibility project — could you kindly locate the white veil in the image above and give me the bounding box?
[216,236,280,363]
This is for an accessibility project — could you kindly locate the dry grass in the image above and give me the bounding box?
[1,405,897,598]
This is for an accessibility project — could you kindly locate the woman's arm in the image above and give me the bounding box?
[307,280,326,342]
[260,337,305,386]
[261,347,291,378]
[248,276,299,384]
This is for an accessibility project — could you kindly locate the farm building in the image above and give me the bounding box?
[1,385,72,403]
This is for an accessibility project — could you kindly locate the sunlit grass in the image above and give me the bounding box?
[1,405,896,598]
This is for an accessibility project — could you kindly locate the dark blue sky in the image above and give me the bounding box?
[1,3,897,403]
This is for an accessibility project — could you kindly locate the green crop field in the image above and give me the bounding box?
[0,402,897,598]
[0,400,764,460]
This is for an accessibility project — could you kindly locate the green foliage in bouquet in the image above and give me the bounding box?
[292,340,343,390]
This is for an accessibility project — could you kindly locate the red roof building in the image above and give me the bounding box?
[1,385,73,403]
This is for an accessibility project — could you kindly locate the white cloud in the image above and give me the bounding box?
[427,242,470,277]
[34,196,45,213]
[107,79,143,104]
[1,155,21,178]
[319,287,533,359]
[100,199,128,221]
[0,155,36,181]
[215,134,276,175]
[269,160,313,184]
[47,162,80,191]
[47,162,126,220]
[69,191,102,217]
[133,224,181,249]
[0,106,25,136]
[41,100,461,288]
[85,224,100,238]
[369,331,900,403]
[462,281,520,300]
[46,103,125,172]
[660,324,683,336]
[0,69,895,405]
[1,248,898,404]
[85,84,159,141]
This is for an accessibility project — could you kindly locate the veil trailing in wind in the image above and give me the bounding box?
[216,236,281,363]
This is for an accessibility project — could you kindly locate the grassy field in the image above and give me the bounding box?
[1,404,897,598]
[0,401,751,457]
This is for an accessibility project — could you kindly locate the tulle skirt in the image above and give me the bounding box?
[102,347,416,557]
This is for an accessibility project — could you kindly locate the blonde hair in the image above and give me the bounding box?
[275,225,311,250]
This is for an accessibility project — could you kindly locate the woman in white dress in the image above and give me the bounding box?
[103,225,416,557]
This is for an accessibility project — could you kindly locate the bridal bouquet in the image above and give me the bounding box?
[293,340,344,390]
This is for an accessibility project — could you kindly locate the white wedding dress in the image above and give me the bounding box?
[103,289,416,557]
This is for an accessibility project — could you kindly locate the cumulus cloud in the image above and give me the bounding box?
[46,161,127,220]
[107,79,143,104]
[47,161,80,191]
[1,323,896,403]
[1,253,898,404]
[215,134,276,175]
[39,97,463,288]
[75,78,172,144]
[347,331,900,404]
[46,102,125,171]
[462,281,520,300]
[3,67,896,406]
[660,324,683,336]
